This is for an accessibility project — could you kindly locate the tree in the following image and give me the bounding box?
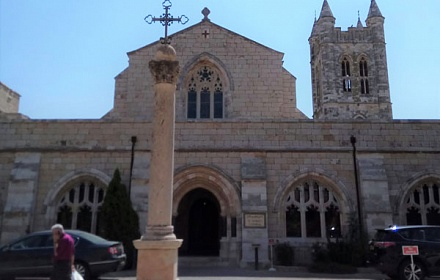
[100,168,140,269]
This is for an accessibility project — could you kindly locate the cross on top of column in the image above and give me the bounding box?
[145,0,189,44]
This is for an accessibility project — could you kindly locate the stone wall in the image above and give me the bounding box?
[0,83,20,114]
[1,119,439,239]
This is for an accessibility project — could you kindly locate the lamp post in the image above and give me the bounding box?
[350,135,363,237]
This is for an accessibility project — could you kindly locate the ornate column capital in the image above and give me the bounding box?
[149,44,180,85]
[149,60,180,84]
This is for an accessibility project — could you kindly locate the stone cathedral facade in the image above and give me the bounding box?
[0,0,439,266]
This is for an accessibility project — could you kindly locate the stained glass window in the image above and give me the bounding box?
[285,180,341,238]
[405,182,440,225]
[286,205,301,237]
[186,65,224,119]
[56,181,105,234]
[187,78,197,119]
[200,87,210,118]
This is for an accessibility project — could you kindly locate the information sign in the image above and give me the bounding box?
[402,246,419,256]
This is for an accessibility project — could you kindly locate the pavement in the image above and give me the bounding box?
[100,266,392,280]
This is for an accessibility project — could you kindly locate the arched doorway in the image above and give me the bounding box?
[174,188,221,256]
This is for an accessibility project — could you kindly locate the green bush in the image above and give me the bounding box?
[100,169,140,269]
[274,242,294,266]
[310,214,368,269]
[311,239,365,268]
[311,242,329,263]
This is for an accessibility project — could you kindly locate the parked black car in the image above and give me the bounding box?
[0,229,126,280]
[369,225,440,280]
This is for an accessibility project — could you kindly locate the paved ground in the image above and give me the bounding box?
[100,266,392,280]
[17,265,439,280]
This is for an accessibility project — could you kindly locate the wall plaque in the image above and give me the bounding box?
[244,213,266,228]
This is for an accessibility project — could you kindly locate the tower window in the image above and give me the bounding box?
[341,57,351,92]
[361,79,369,94]
[343,77,352,92]
[359,58,368,77]
[342,58,351,77]
[186,65,224,119]
[359,57,369,94]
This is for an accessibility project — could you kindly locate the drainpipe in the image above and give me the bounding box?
[129,136,137,199]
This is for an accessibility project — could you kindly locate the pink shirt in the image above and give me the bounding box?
[54,233,75,261]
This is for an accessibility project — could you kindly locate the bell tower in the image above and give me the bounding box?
[310,0,392,120]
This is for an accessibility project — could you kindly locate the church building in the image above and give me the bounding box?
[1,0,439,266]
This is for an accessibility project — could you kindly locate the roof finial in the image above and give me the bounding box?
[202,7,211,21]
[357,10,363,28]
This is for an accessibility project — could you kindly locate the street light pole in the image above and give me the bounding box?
[350,135,363,237]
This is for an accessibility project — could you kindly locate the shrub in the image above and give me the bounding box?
[274,242,294,266]
[100,169,140,269]
[310,214,369,269]
[311,242,329,263]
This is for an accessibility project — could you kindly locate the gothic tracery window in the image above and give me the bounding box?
[187,65,224,119]
[341,57,351,92]
[405,182,440,225]
[56,180,105,234]
[285,180,342,238]
[359,57,369,94]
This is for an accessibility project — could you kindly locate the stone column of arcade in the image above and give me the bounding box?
[133,44,182,280]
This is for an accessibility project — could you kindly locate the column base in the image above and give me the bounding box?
[133,239,182,280]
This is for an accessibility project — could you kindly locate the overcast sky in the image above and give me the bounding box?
[1,0,439,119]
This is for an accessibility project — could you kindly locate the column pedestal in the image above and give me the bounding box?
[134,239,183,280]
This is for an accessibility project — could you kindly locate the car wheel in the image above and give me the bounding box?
[398,259,426,280]
[74,261,91,280]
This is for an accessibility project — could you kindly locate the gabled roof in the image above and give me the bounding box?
[127,12,283,56]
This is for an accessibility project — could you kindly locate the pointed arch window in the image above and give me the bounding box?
[56,180,105,234]
[341,57,351,92]
[285,180,342,238]
[359,57,369,94]
[186,65,224,119]
[404,182,440,225]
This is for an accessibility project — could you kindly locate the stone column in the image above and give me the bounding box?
[133,44,182,280]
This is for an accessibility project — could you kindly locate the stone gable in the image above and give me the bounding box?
[104,20,306,121]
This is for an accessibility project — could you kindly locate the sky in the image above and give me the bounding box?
[0,0,439,120]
